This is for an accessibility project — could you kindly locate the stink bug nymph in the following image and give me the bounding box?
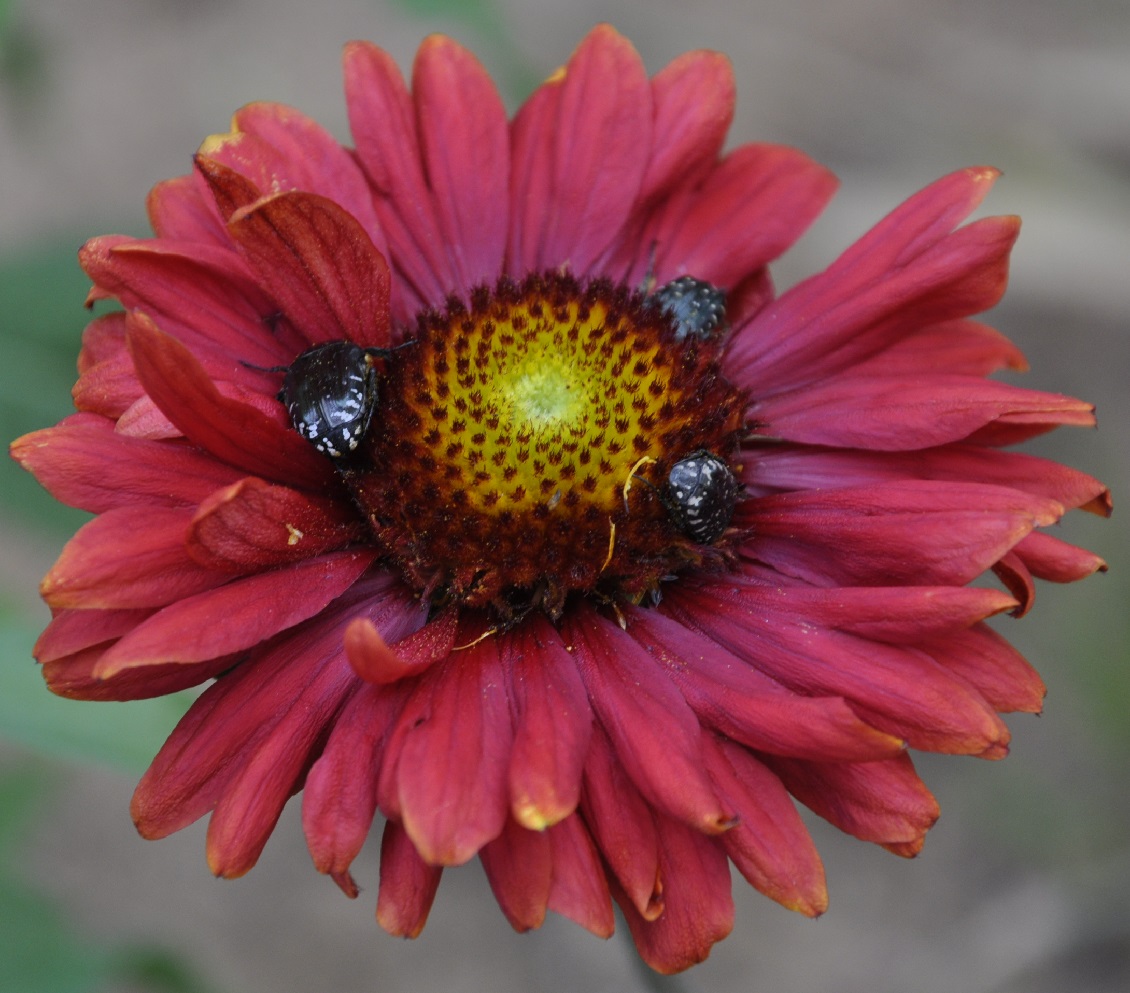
[651,275,728,344]
[278,341,392,459]
[664,450,739,545]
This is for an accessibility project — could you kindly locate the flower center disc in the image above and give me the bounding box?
[349,272,746,621]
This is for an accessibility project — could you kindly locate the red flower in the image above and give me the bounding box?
[11,25,1109,973]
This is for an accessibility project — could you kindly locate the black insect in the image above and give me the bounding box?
[664,449,739,545]
[651,275,728,343]
[278,341,393,458]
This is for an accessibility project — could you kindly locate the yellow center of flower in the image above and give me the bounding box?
[348,272,746,621]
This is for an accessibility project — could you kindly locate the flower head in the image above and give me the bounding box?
[11,25,1109,973]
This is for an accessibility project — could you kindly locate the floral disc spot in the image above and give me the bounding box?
[349,272,746,621]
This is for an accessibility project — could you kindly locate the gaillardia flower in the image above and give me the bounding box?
[11,25,1109,972]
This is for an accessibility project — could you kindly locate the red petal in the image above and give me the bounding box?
[668,581,1010,756]
[626,604,903,761]
[41,506,226,609]
[11,418,245,513]
[185,477,363,571]
[96,550,376,675]
[393,636,513,865]
[502,615,593,829]
[1013,529,1108,582]
[126,313,334,490]
[509,25,651,275]
[743,480,1062,588]
[752,374,1096,450]
[850,318,1028,377]
[43,646,234,701]
[80,236,283,367]
[580,725,662,920]
[146,173,228,244]
[564,604,733,834]
[412,36,509,291]
[344,608,454,685]
[505,74,560,281]
[992,550,1036,616]
[705,736,827,916]
[35,605,153,663]
[343,40,451,318]
[638,50,734,203]
[226,190,391,350]
[645,144,837,290]
[747,443,1110,515]
[616,816,733,974]
[770,753,940,853]
[924,622,1045,713]
[376,820,443,938]
[731,183,1019,391]
[303,682,411,885]
[479,816,552,932]
[545,815,614,937]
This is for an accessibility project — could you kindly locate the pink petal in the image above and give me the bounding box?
[41,506,226,610]
[502,615,593,829]
[126,313,335,490]
[705,736,827,916]
[412,35,509,292]
[616,815,733,974]
[770,753,940,854]
[564,604,733,834]
[96,550,376,675]
[376,820,443,937]
[226,190,392,350]
[185,477,363,571]
[742,480,1062,588]
[992,550,1036,616]
[35,605,153,664]
[392,634,513,865]
[11,417,245,513]
[479,816,552,932]
[752,374,1096,450]
[505,74,560,279]
[625,604,904,761]
[580,724,662,920]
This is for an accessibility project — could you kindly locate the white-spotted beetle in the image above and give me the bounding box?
[278,341,394,459]
[664,449,739,544]
[652,276,728,344]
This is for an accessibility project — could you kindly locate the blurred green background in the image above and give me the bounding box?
[1,1,1126,991]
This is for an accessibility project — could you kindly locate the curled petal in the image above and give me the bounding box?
[226,190,392,350]
[43,647,234,702]
[344,608,454,685]
[1012,530,1108,582]
[186,477,364,571]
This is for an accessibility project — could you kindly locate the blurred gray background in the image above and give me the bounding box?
[1,1,1127,992]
